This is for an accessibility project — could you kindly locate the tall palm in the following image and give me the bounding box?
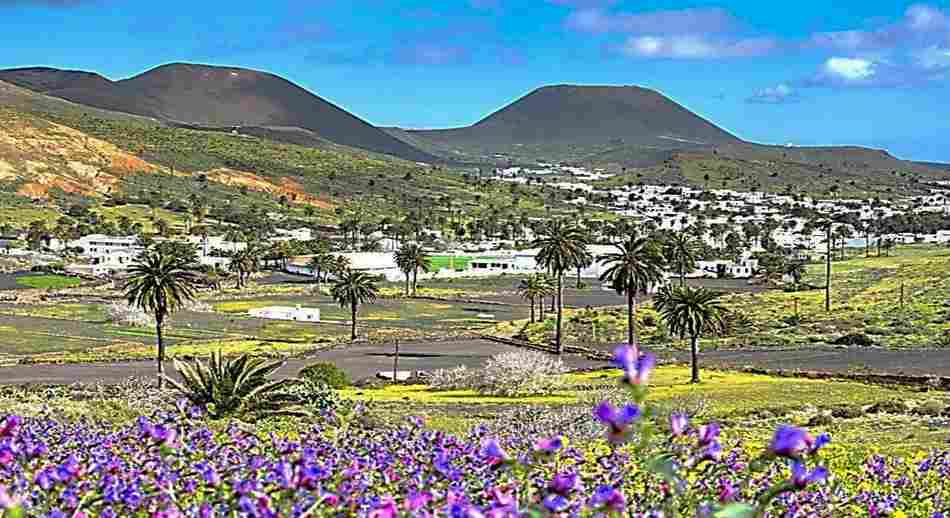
[533,220,590,355]
[654,286,725,384]
[331,269,379,341]
[517,273,552,323]
[393,249,413,297]
[229,246,260,289]
[332,255,352,277]
[394,243,431,296]
[664,232,702,287]
[599,235,665,351]
[784,260,807,291]
[307,253,334,292]
[123,249,202,388]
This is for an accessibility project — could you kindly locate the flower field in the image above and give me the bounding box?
[1,346,949,517]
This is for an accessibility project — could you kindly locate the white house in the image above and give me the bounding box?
[249,305,320,322]
[288,252,404,282]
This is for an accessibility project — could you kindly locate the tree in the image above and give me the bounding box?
[518,273,553,324]
[599,234,665,351]
[533,220,590,355]
[664,233,702,287]
[394,243,431,296]
[654,286,725,384]
[784,260,807,291]
[123,249,202,388]
[331,269,379,341]
[229,246,260,289]
[307,253,334,292]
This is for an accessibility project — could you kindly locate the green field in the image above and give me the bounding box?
[15,274,82,290]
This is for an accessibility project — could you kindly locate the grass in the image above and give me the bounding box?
[15,274,82,290]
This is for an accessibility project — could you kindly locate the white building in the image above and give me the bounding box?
[288,252,404,282]
[249,305,320,322]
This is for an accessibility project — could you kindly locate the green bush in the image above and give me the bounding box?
[299,362,350,389]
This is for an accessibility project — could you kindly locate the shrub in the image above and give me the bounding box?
[167,351,300,419]
[106,301,155,327]
[279,379,343,414]
[428,365,474,391]
[832,333,875,346]
[299,362,350,389]
[480,350,566,397]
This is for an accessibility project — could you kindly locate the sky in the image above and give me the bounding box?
[2,0,950,162]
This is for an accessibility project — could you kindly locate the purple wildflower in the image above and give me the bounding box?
[613,345,655,385]
[790,461,829,488]
[697,423,720,446]
[594,401,641,443]
[670,413,689,437]
[533,435,563,455]
[591,485,625,513]
[770,425,812,458]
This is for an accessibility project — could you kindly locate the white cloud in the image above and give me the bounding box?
[565,7,738,35]
[916,45,950,69]
[619,34,775,59]
[823,57,876,80]
[747,83,799,104]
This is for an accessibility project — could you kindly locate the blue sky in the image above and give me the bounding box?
[3,0,950,161]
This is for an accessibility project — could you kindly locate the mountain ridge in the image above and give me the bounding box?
[0,63,439,164]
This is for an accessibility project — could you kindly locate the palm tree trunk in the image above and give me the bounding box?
[626,288,635,350]
[156,314,165,389]
[825,224,832,312]
[404,272,410,297]
[690,335,700,383]
[412,267,418,296]
[350,302,358,342]
[631,292,640,350]
[529,296,535,323]
[576,266,582,289]
[555,273,564,355]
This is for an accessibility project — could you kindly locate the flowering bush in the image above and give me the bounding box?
[106,301,155,328]
[0,345,948,516]
[428,350,566,397]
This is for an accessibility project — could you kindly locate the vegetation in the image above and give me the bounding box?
[298,362,350,389]
[654,286,726,383]
[517,273,554,323]
[599,234,665,349]
[14,274,81,290]
[533,219,591,354]
[330,269,379,341]
[122,248,202,386]
[165,351,298,419]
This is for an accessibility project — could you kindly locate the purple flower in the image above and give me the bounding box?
[613,345,655,385]
[480,439,510,465]
[533,436,563,455]
[0,448,13,467]
[591,485,625,512]
[369,497,398,518]
[547,472,579,496]
[770,425,812,458]
[700,441,723,462]
[718,479,738,503]
[810,432,831,453]
[790,461,829,488]
[594,401,641,443]
[670,414,689,437]
[697,423,720,446]
[0,416,21,438]
[0,485,19,509]
[542,493,569,513]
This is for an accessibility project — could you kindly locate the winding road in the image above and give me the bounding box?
[2,339,950,385]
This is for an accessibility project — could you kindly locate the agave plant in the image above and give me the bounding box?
[165,351,303,419]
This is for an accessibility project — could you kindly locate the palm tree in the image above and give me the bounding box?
[784,260,807,291]
[664,232,702,286]
[307,253,334,292]
[533,220,590,355]
[517,273,552,323]
[331,255,352,277]
[394,249,413,297]
[654,286,725,384]
[331,270,379,341]
[123,249,202,388]
[599,235,665,351]
[394,243,432,296]
[229,246,260,289]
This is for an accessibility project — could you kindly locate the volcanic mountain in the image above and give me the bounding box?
[394,85,740,160]
[0,63,438,163]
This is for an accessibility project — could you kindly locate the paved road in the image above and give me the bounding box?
[684,348,950,377]
[4,342,950,386]
[0,339,604,385]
